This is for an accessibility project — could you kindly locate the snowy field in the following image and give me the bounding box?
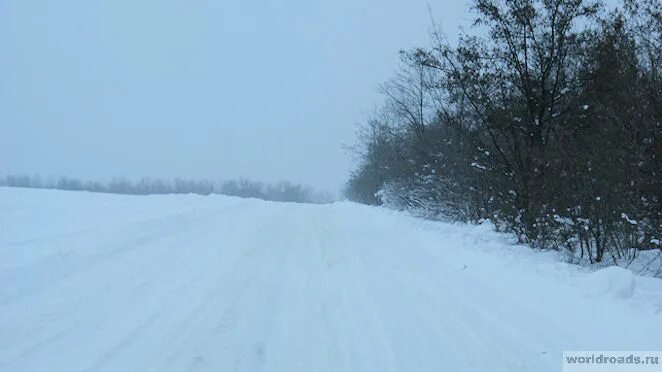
[1,187,661,372]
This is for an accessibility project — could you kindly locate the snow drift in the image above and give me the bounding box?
[1,187,661,372]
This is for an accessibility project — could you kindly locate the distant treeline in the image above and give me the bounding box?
[0,174,335,204]
[345,0,661,266]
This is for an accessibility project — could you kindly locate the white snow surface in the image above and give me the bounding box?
[1,187,661,372]
[581,266,636,299]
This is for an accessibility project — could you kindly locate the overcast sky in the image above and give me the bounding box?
[0,0,471,193]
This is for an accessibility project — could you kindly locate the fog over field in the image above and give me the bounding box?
[0,0,471,192]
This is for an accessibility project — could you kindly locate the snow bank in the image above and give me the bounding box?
[582,266,636,299]
[1,187,660,372]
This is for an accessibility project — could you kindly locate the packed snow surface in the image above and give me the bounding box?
[1,187,661,372]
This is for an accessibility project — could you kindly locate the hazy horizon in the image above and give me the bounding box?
[1,0,471,194]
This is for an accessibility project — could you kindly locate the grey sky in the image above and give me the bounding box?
[0,0,470,193]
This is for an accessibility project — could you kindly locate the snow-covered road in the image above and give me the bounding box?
[1,188,661,371]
